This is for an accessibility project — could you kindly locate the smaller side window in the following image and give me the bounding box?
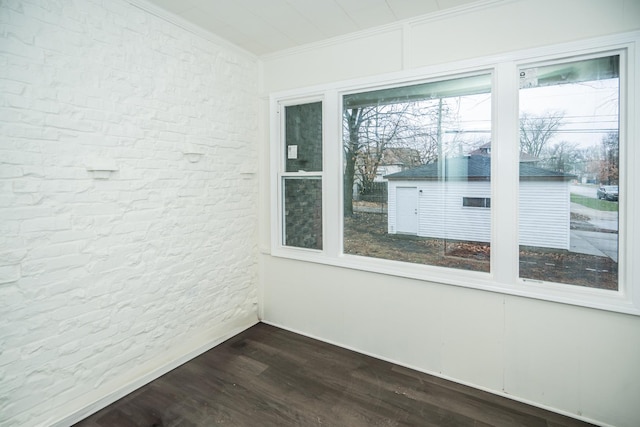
[280,101,324,251]
[463,197,491,208]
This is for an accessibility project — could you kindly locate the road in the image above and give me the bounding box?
[568,185,619,261]
[569,200,618,262]
[570,183,597,198]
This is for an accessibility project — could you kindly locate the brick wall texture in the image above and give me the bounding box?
[0,0,259,425]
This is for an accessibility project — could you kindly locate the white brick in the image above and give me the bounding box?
[0,79,28,95]
[0,205,51,220]
[11,178,42,193]
[0,263,21,284]
[32,99,61,114]
[0,164,23,178]
[0,0,259,425]
[20,215,71,233]
[0,220,20,239]
[27,241,84,260]
[0,36,43,61]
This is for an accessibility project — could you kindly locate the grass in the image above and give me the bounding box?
[344,211,617,290]
[571,193,618,212]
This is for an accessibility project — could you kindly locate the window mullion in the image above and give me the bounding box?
[491,62,520,286]
[324,90,341,258]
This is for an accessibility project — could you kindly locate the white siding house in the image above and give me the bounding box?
[386,156,574,250]
[519,181,572,249]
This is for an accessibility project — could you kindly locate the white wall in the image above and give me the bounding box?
[260,1,640,426]
[0,1,259,425]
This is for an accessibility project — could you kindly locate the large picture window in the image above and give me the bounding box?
[342,74,492,272]
[270,34,638,315]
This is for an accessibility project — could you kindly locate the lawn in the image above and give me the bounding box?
[344,211,618,290]
[570,194,619,211]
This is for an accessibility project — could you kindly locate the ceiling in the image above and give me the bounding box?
[141,0,485,56]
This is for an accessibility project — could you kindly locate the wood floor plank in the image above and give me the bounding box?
[74,323,595,427]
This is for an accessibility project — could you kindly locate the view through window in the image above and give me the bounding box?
[342,74,493,272]
[518,55,620,290]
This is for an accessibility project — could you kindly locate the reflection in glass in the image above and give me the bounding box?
[282,101,323,250]
[285,102,323,173]
[284,178,323,250]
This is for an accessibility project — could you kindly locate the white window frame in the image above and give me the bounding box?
[271,95,328,255]
[269,32,640,316]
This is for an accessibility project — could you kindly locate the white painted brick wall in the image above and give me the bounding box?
[0,0,259,425]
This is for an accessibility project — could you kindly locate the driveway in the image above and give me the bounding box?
[570,203,618,262]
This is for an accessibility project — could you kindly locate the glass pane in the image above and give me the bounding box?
[284,177,323,250]
[285,102,323,172]
[343,74,492,272]
[518,55,619,290]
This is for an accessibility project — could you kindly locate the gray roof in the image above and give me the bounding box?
[468,143,539,163]
[384,156,575,181]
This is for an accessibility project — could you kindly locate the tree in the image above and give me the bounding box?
[343,99,450,215]
[343,101,436,215]
[355,104,410,197]
[343,107,366,216]
[519,111,564,157]
[540,140,580,173]
[598,131,619,184]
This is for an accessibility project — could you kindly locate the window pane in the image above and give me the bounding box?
[343,74,492,272]
[284,177,323,250]
[285,102,323,172]
[463,197,490,208]
[518,55,619,290]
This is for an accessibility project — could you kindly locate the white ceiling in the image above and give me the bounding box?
[141,0,485,56]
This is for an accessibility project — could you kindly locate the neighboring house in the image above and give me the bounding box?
[468,142,540,163]
[373,148,422,182]
[353,147,420,199]
[385,155,575,250]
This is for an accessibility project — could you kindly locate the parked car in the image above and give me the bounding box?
[597,185,618,201]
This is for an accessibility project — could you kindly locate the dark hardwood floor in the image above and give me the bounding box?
[75,323,594,427]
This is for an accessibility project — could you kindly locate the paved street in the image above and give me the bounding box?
[570,202,618,262]
[571,203,618,231]
[570,183,598,199]
[566,184,619,261]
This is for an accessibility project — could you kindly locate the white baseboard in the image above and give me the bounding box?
[48,314,259,427]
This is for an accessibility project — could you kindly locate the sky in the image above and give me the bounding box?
[519,78,619,148]
[445,77,620,151]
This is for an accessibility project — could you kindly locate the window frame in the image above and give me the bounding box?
[271,95,327,255]
[269,32,640,315]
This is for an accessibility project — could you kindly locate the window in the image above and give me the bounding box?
[518,55,620,290]
[270,33,639,315]
[342,74,492,272]
[280,101,323,250]
[463,197,491,208]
